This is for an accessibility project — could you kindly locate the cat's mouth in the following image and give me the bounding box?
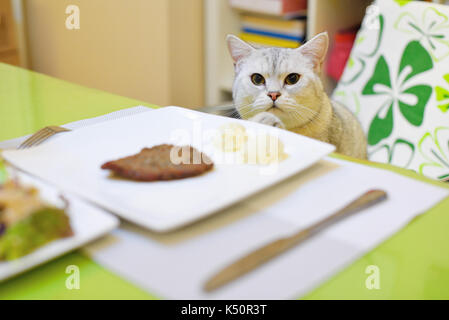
[267,103,283,113]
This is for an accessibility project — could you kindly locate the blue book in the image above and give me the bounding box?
[242,27,305,42]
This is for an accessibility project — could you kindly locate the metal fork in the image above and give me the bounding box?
[18,126,70,149]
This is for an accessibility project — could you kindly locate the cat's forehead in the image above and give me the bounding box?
[246,47,304,75]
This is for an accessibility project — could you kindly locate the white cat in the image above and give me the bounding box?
[227,32,367,159]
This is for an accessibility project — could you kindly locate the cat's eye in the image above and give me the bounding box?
[285,73,301,85]
[251,73,265,86]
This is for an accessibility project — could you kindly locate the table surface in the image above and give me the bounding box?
[1,62,449,299]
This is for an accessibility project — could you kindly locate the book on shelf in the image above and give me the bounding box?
[241,15,306,42]
[229,0,307,17]
[239,14,305,48]
[240,32,302,48]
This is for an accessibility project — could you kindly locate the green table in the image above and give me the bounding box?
[1,63,448,299]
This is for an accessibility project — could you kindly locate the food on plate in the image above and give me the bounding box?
[101,144,214,181]
[214,123,289,165]
[239,134,289,165]
[0,180,73,261]
[214,123,248,152]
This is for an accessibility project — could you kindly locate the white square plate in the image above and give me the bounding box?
[3,107,335,232]
[0,172,119,281]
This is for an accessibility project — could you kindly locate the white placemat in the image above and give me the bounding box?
[83,159,448,299]
[2,105,448,299]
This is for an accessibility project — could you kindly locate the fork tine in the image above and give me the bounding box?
[18,128,50,149]
[27,130,55,148]
[19,131,48,149]
[18,126,70,149]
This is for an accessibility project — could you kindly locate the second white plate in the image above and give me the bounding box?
[0,172,119,281]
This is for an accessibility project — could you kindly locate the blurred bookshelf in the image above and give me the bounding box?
[204,0,372,106]
[0,0,28,68]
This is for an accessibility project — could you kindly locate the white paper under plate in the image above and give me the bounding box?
[0,172,119,281]
[3,107,335,232]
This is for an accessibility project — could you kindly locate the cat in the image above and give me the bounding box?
[227,32,367,159]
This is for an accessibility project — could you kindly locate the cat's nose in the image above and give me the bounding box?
[268,91,281,101]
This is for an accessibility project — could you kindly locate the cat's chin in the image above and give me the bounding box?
[266,107,283,116]
[266,106,293,119]
[265,109,297,129]
[269,110,307,129]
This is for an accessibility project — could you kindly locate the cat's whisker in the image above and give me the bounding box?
[282,100,318,111]
[289,111,315,137]
[282,103,320,117]
[237,105,267,117]
[289,110,309,125]
[233,108,258,119]
[221,109,238,115]
[289,109,326,134]
[235,100,267,110]
[218,107,237,114]
[282,105,307,114]
[286,108,315,124]
[216,103,237,109]
[284,106,322,127]
[291,110,327,130]
[218,101,262,118]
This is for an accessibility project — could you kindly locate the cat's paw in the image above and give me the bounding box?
[249,112,285,129]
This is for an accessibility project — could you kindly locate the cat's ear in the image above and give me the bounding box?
[227,34,255,64]
[297,32,329,73]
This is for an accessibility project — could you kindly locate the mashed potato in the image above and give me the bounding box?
[239,134,289,165]
[214,123,288,165]
[214,123,248,152]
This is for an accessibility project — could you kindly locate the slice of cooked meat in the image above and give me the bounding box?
[101,144,214,181]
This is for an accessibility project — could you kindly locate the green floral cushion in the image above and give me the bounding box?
[333,0,449,180]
